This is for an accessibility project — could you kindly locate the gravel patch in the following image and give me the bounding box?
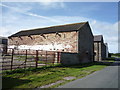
[39,80,64,88]
[63,76,76,80]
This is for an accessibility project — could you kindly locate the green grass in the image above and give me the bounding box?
[2,62,112,89]
[13,55,53,65]
[112,55,120,58]
[103,57,115,63]
[14,55,35,61]
[111,53,120,58]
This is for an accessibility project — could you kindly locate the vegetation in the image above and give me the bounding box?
[14,55,35,61]
[2,62,112,89]
[13,55,53,65]
[103,56,115,62]
[111,53,120,58]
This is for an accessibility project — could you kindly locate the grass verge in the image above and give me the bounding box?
[103,57,115,63]
[2,62,112,89]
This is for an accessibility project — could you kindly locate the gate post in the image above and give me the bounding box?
[36,50,38,68]
[11,49,14,70]
[53,52,55,65]
[45,51,47,65]
[57,52,59,63]
[57,52,61,63]
[24,50,27,69]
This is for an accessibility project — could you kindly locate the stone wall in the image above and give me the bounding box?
[0,37,8,55]
[78,23,94,63]
[94,42,99,61]
[94,42,107,61]
[94,42,102,61]
[8,23,94,65]
[0,44,7,55]
[101,43,107,60]
[8,31,78,52]
[60,23,94,65]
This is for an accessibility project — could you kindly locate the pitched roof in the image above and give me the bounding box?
[94,35,103,42]
[8,22,87,38]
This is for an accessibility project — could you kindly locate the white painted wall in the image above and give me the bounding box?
[8,44,72,51]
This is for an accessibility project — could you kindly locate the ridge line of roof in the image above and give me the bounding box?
[8,21,88,38]
[94,35,103,37]
[77,21,88,30]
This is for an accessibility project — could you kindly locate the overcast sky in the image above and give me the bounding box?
[0,1,118,53]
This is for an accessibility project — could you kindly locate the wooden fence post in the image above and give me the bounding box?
[36,50,38,68]
[53,52,55,65]
[24,50,27,69]
[59,52,61,63]
[46,51,47,65]
[57,52,61,63]
[11,49,14,70]
[57,52,59,63]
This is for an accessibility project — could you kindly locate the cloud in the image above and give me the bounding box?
[0,3,62,23]
[1,1,66,11]
[0,3,32,13]
[90,20,118,49]
[0,27,13,36]
[90,19,118,53]
[0,3,118,53]
[2,15,118,53]
[39,0,65,9]
[1,0,120,2]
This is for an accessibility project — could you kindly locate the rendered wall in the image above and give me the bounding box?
[61,52,80,65]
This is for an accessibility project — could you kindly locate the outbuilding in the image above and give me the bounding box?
[94,35,108,61]
[8,22,94,65]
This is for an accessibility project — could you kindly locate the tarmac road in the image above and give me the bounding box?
[58,59,120,88]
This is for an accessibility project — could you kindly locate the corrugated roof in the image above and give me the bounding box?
[8,22,87,38]
[94,35,103,42]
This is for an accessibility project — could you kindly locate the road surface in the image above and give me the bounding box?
[58,60,120,88]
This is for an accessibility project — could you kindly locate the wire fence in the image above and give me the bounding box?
[1,48,61,71]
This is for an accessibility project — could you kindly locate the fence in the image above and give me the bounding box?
[1,48,61,71]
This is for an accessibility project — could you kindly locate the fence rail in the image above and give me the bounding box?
[1,48,61,71]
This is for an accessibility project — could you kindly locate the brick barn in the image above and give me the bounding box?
[94,35,108,61]
[8,22,94,65]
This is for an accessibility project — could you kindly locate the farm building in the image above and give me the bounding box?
[8,22,94,65]
[94,35,108,61]
[0,36,8,55]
